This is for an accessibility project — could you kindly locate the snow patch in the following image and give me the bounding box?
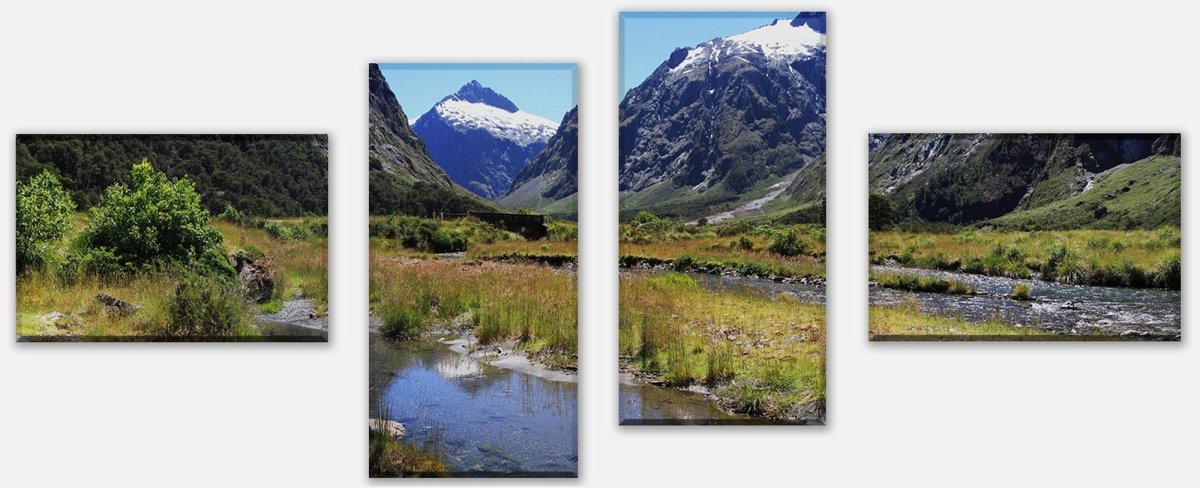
[433,99,557,147]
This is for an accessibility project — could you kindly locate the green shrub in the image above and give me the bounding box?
[218,204,250,227]
[16,170,75,271]
[80,160,230,275]
[370,216,467,253]
[624,211,677,243]
[671,254,697,272]
[767,228,807,257]
[58,247,126,284]
[163,273,248,338]
[1010,282,1033,301]
[546,221,578,241]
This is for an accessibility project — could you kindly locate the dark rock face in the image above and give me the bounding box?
[96,293,138,316]
[369,64,495,216]
[442,80,519,112]
[368,63,456,188]
[230,251,275,304]
[498,107,579,210]
[619,13,826,218]
[869,133,1183,225]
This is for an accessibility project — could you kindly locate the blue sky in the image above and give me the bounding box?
[620,12,801,95]
[379,64,577,122]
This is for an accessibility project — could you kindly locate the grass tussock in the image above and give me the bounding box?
[619,272,825,420]
[869,302,1053,340]
[872,272,976,295]
[870,228,1180,289]
[368,429,449,478]
[1010,282,1033,301]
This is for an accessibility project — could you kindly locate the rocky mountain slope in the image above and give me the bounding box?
[412,81,557,199]
[496,107,578,215]
[618,13,827,220]
[869,133,1182,228]
[368,63,493,216]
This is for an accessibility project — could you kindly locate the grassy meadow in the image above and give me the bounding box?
[869,301,1053,340]
[620,272,825,419]
[870,228,1180,289]
[369,216,578,369]
[16,214,328,339]
[619,213,826,281]
[616,212,827,421]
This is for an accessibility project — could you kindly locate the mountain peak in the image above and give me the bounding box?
[791,12,826,34]
[444,80,519,112]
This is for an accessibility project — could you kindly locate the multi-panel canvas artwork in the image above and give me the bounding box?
[367,63,579,477]
[617,12,828,425]
[15,134,329,342]
[868,133,1181,341]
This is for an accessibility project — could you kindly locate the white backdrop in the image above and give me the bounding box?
[1,1,1195,486]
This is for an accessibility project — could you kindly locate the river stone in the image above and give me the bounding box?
[369,418,405,439]
[97,293,139,316]
[229,251,275,304]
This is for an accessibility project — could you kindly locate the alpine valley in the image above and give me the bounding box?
[868,133,1182,342]
[369,64,578,215]
[367,63,580,477]
[617,13,828,426]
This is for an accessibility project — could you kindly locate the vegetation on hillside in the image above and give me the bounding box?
[17,134,327,216]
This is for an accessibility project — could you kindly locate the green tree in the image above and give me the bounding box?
[868,193,896,231]
[81,160,231,274]
[16,170,76,271]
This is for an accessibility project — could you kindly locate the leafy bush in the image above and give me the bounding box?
[16,170,75,271]
[80,160,231,275]
[1010,282,1033,301]
[57,247,126,284]
[767,228,807,256]
[263,219,314,241]
[624,211,677,243]
[163,273,248,338]
[370,215,467,253]
[218,204,250,227]
[546,221,578,241]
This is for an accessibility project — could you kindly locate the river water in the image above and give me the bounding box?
[870,265,1181,340]
[369,334,578,476]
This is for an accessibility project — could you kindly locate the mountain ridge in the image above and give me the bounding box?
[618,13,827,221]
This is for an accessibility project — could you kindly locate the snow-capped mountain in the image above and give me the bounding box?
[413,81,558,199]
[619,13,827,220]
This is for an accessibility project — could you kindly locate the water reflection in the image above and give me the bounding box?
[369,335,577,476]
